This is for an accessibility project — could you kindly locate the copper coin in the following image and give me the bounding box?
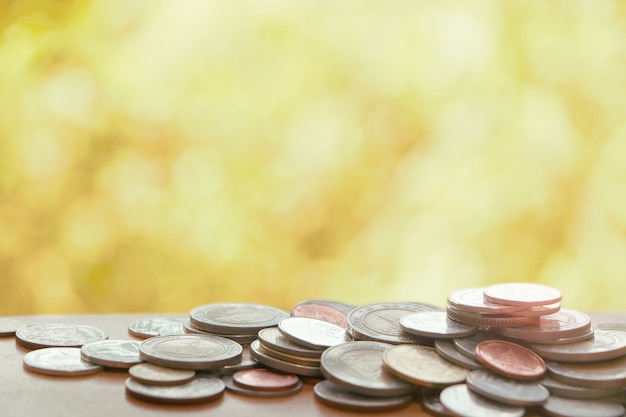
[291,300,350,329]
[483,283,562,307]
[232,368,299,391]
[475,340,546,380]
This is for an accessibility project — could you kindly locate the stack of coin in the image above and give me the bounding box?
[222,368,303,398]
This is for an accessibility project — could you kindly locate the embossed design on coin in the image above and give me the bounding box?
[81,339,142,368]
[278,317,350,350]
[320,341,416,397]
[16,323,108,349]
[189,303,289,335]
[439,384,525,417]
[125,375,225,404]
[313,380,412,412]
[139,334,242,370]
[129,363,195,386]
[483,283,562,307]
[475,340,546,380]
[232,368,299,391]
[23,347,103,376]
[128,317,185,339]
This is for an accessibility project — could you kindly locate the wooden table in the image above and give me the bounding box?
[1,312,624,417]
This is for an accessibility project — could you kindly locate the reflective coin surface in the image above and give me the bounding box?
[257,326,323,358]
[189,303,289,335]
[232,368,299,391]
[16,323,108,349]
[125,375,225,404]
[439,384,525,417]
[434,340,484,370]
[313,380,412,412]
[222,375,303,398]
[541,395,625,417]
[291,300,350,328]
[278,317,350,350]
[249,340,322,377]
[530,328,626,362]
[23,347,103,376]
[483,283,562,307]
[546,355,626,388]
[400,311,477,339]
[466,369,549,406]
[81,339,142,368]
[129,362,196,386]
[475,340,546,380]
[128,317,184,339]
[0,317,27,336]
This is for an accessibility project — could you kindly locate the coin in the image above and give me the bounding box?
[128,317,184,339]
[125,375,225,404]
[278,317,351,350]
[218,344,258,374]
[16,323,108,350]
[466,369,549,406]
[530,328,626,362]
[290,300,350,328]
[139,334,242,370]
[189,303,289,335]
[491,309,592,342]
[232,368,299,391]
[80,339,142,368]
[158,322,185,336]
[255,340,321,367]
[475,340,546,380]
[347,302,437,344]
[511,327,595,345]
[383,345,469,388]
[541,395,625,417]
[0,317,27,336]
[257,326,323,358]
[546,355,626,388]
[182,320,257,344]
[320,341,417,397]
[434,340,485,370]
[452,331,500,359]
[483,283,562,307]
[129,363,196,386]
[446,306,538,328]
[448,288,525,315]
[538,375,626,399]
[313,380,413,412]
[23,347,103,376]
[249,340,322,377]
[400,311,477,339]
[420,388,453,417]
[439,384,525,417]
[222,374,303,398]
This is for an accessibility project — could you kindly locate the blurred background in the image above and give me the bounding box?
[1,0,625,315]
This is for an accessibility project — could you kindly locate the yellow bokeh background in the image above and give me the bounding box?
[1,1,625,314]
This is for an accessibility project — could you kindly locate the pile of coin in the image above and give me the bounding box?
[4,282,626,416]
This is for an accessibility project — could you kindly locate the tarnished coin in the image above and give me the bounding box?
[16,323,107,349]
[291,300,351,328]
[546,355,626,388]
[434,340,485,370]
[128,317,184,339]
[0,317,27,336]
[139,334,242,370]
[530,328,626,362]
[475,340,546,380]
[189,303,289,335]
[223,374,303,398]
[313,380,413,412]
[348,302,437,344]
[249,340,322,377]
[23,347,103,376]
[383,345,470,388]
[129,363,196,386]
[439,384,525,417]
[466,369,549,406]
[483,282,562,307]
[257,326,323,358]
[80,339,142,368]
[232,368,299,391]
[541,395,625,417]
[492,309,592,342]
[448,288,525,315]
[278,317,351,350]
[538,375,626,399]
[125,375,225,404]
[320,341,416,397]
[400,311,477,339]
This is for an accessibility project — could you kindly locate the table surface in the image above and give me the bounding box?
[1,311,624,417]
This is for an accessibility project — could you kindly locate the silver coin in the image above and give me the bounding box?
[290,299,351,328]
[320,341,417,398]
[249,340,322,377]
[128,317,184,339]
[222,375,303,398]
[421,388,454,417]
[80,339,142,368]
[189,303,289,335]
[466,369,549,406]
[129,363,196,386]
[435,340,484,370]
[278,317,351,350]
[16,323,108,349]
[538,375,625,399]
[452,331,498,359]
[492,309,591,342]
[0,317,27,336]
[546,354,626,388]
[255,340,321,367]
[509,327,595,345]
[182,320,257,344]
[23,347,103,376]
[257,326,323,358]
[541,395,625,417]
[531,328,626,362]
[125,375,225,404]
[158,322,185,336]
[447,288,525,315]
[139,334,242,370]
[347,302,437,344]
[313,380,413,412]
[400,311,477,339]
[301,299,357,315]
[218,344,259,375]
[439,384,525,417]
